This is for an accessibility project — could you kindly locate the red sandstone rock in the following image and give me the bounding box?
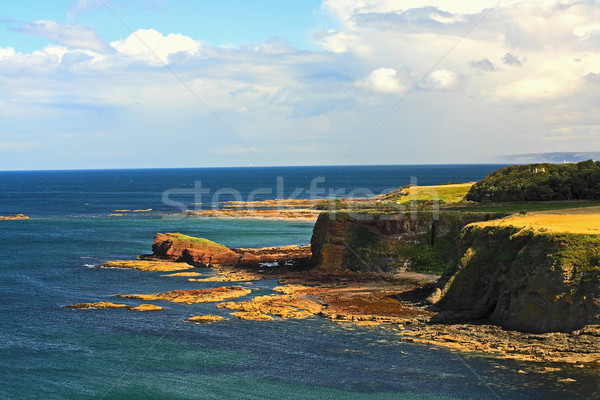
[152,233,240,265]
[152,232,311,267]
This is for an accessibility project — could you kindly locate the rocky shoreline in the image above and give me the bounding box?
[66,223,600,369]
[212,260,600,365]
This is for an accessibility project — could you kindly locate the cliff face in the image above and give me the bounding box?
[310,211,504,274]
[438,225,600,333]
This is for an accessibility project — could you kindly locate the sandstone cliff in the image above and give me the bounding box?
[310,211,504,274]
[438,224,600,333]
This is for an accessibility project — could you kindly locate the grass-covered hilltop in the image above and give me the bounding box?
[466,160,600,202]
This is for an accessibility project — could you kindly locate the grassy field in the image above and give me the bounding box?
[390,183,475,204]
[473,206,600,234]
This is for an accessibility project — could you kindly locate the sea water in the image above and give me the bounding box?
[0,165,598,399]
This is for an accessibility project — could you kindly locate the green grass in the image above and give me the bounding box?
[386,183,474,204]
[550,233,600,275]
[168,233,231,251]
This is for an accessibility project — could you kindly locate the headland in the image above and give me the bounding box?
[65,161,600,369]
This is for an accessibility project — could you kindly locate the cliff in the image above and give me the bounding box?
[438,223,600,333]
[310,211,505,274]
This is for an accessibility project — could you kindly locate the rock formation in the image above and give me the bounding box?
[310,211,504,273]
[117,287,251,304]
[152,233,240,265]
[151,232,311,268]
[185,315,227,323]
[102,259,195,272]
[437,224,600,333]
[0,214,29,221]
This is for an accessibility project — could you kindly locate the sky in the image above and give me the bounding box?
[1,0,600,170]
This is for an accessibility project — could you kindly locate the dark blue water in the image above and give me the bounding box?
[0,165,501,217]
[1,165,597,399]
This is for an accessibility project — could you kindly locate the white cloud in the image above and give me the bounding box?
[19,20,110,52]
[0,46,16,58]
[357,68,405,93]
[423,69,461,90]
[110,29,200,65]
[313,30,358,53]
[4,1,600,168]
[573,21,600,39]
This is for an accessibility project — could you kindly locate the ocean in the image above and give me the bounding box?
[0,165,597,399]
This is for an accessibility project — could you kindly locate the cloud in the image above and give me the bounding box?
[0,46,16,58]
[110,29,200,65]
[502,53,523,66]
[469,58,497,71]
[313,30,359,53]
[585,72,600,83]
[356,68,406,93]
[17,20,111,52]
[422,69,462,90]
[495,77,568,102]
[3,1,600,168]
[573,21,600,39]
[322,0,522,27]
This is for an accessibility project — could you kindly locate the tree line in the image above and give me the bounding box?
[466,160,600,202]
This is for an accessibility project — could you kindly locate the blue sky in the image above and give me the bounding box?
[1,1,328,52]
[1,0,600,170]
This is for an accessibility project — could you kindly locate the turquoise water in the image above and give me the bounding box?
[1,166,598,399]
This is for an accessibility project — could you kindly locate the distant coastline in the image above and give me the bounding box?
[494,151,600,164]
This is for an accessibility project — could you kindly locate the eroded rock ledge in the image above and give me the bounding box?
[0,214,29,221]
[116,287,252,304]
[151,232,311,268]
[64,302,163,311]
